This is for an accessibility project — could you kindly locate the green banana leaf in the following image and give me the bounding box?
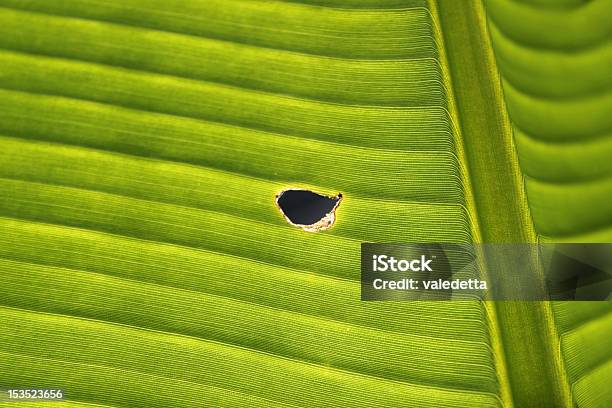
[0,0,610,407]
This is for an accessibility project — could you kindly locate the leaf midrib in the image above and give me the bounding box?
[432,1,573,407]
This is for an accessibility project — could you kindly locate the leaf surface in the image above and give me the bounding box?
[0,0,610,407]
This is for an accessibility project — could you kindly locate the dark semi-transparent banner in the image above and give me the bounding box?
[361,244,612,301]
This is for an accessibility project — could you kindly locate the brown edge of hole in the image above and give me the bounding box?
[275,189,343,231]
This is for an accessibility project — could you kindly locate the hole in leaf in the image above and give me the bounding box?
[275,189,343,232]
